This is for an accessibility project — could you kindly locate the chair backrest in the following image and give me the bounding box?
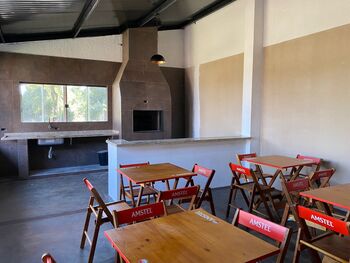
[41,253,56,263]
[309,168,335,188]
[192,164,215,206]
[232,209,291,262]
[281,178,310,224]
[83,178,114,223]
[229,162,261,185]
[296,154,322,170]
[283,178,310,193]
[297,205,350,236]
[113,202,166,227]
[236,153,257,166]
[157,185,199,212]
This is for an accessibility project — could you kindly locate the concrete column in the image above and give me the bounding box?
[241,0,264,154]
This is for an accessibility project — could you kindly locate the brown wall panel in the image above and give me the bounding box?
[261,23,350,184]
[199,53,243,137]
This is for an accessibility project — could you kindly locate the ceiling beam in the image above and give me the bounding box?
[136,0,177,27]
[72,0,100,38]
[179,0,235,28]
[0,26,5,43]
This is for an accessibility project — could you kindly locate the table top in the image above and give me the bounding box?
[118,163,196,184]
[104,209,280,263]
[300,184,350,211]
[245,155,316,169]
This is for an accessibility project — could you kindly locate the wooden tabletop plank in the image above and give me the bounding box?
[104,209,280,263]
[245,155,316,169]
[118,163,196,184]
[300,184,350,211]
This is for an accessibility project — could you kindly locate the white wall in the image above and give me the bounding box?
[184,0,246,68]
[0,30,184,68]
[264,0,350,46]
[108,138,249,200]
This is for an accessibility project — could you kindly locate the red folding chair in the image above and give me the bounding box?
[156,185,199,215]
[80,178,130,263]
[290,154,322,179]
[227,163,279,221]
[184,164,216,215]
[41,253,56,263]
[119,162,158,207]
[309,168,335,189]
[232,209,291,263]
[112,201,166,227]
[293,205,350,263]
[280,178,311,228]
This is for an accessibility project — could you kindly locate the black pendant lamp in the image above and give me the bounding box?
[150,54,166,65]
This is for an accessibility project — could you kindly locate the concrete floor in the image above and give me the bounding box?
[0,172,313,263]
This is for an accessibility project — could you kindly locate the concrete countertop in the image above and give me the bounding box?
[107,136,250,147]
[1,129,119,141]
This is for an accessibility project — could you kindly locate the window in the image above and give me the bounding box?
[20,83,108,123]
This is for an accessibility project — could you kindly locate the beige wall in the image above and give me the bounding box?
[261,23,350,184]
[199,54,244,137]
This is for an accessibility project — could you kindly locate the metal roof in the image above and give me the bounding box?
[0,0,235,43]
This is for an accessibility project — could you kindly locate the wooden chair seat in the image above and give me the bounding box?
[300,234,350,262]
[125,185,158,198]
[164,204,186,215]
[236,182,277,193]
[100,201,130,221]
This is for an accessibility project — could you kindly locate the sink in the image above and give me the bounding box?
[37,138,64,146]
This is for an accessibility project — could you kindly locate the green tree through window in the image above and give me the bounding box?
[20,83,108,123]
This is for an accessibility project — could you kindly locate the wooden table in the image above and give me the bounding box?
[104,209,280,263]
[245,155,316,186]
[300,183,350,213]
[118,163,196,206]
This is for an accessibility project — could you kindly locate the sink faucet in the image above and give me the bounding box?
[48,118,59,130]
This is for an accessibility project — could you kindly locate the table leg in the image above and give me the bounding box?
[172,178,179,190]
[136,184,144,207]
[290,165,304,181]
[268,169,283,187]
[165,180,171,190]
[128,180,136,207]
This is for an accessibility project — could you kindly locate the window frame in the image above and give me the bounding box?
[19,82,109,123]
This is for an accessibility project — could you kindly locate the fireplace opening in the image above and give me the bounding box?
[133,110,162,132]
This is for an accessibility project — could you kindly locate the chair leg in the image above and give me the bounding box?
[248,190,256,213]
[280,204,290,227]
[240,189,250,207]
[88,209,102,263]
[259,191,275,221]
[293,228,302,263]
[208,188,216,216]
[226,180,235,218]
[80,197,94,249]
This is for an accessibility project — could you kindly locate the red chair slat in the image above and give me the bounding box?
[83,178,94,191]
[284,178,309,192]
[297,205,350,236]
[158,186,199,201]
[229,163,252,177]
[296,154,322,164]
[115,202,165,225]
[193,164,214,178]
[311,169,335,181]
[236,209,288,243]
[119,162,149,168]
